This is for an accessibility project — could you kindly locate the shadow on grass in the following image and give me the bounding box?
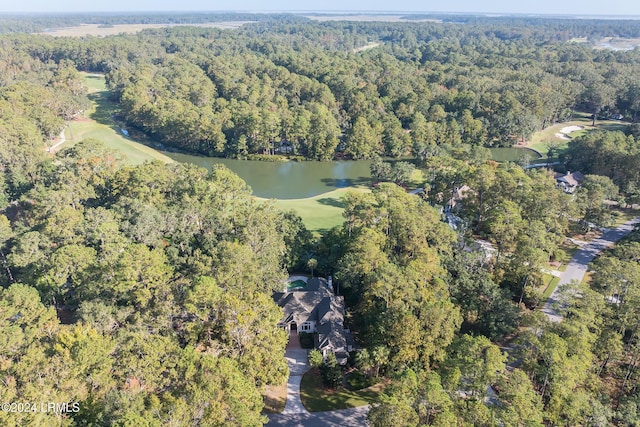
[316,197,347,209]
[300,369,384,412]
[88,92,117,126]
[320,177,371,188]
[597,122,630,133]
[311,228,333,236]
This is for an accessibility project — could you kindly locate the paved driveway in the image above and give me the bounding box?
[282,349,309,414]
[542,216,640,322]
[267,330,371,426]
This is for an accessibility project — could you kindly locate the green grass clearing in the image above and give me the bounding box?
[66,120,174,165]
[61,73,173,165]
[526,116,630,157]
[554,261,569,273]
[408,168,426,188]
[84,73,107,93]
[610,207,640,227]
[300,369,385,412]
[542,276,561,302]
[260,187,370,234]
[581,270,593,286]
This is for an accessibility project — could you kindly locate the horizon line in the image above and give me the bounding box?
[1,10,640,18]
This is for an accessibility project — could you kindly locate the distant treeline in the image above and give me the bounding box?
[3,16,640,161]
[0,13,304,34]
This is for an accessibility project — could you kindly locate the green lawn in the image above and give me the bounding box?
[66,120,173,165]
[527,115,631,157]
[542,276,561,302]
[610,207,640,227]
[62,73,173,165]
[527,121,580,155]
[581,270,593,286]
[262,187,370,234]
[408,168,427,188]
[84,73,107,93]
[300,369,385,412]
[554,261,569,273]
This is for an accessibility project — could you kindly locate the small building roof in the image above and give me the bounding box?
[554,171,584,187]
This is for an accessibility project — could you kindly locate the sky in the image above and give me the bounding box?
[2,0,640,16]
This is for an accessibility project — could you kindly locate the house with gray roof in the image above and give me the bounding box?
[555,171,584,194]
[273,277,351,364]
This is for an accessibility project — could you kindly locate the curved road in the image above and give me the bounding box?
[542,216,640,322]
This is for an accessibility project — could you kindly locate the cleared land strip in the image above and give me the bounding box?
[36,21,253,37]
[542,216,640,322]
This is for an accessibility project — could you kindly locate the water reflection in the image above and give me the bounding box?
[162,152,373,199]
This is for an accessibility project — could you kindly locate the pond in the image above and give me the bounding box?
[488,147,542,163]
[162,152,373,199]
[163,148,541,199]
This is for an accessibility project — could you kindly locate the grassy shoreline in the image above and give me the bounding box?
[65,73,174,165]
[523,114,630,157]
[75,73,369,233]
[257,187,370,234]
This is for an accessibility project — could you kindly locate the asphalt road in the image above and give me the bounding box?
[542,216,640,322]
[266,406,370,427]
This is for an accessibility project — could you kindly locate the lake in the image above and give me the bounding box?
[164,148,539,199]
[81,73,537,200]
[163,152,372,199]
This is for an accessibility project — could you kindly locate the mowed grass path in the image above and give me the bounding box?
[65,73,173,165]
[257,187,370,234]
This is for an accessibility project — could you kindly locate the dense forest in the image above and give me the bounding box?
[0,48,308,426]
[1,13,640,426]
[1,15,639,160]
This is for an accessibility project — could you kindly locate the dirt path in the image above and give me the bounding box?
[48,127,67,152]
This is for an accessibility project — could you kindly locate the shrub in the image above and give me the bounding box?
[299,332,315,349]
[322,364,343,388]
[320,352,343,388]
[346,371,372,390]
[309,349,323,369]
